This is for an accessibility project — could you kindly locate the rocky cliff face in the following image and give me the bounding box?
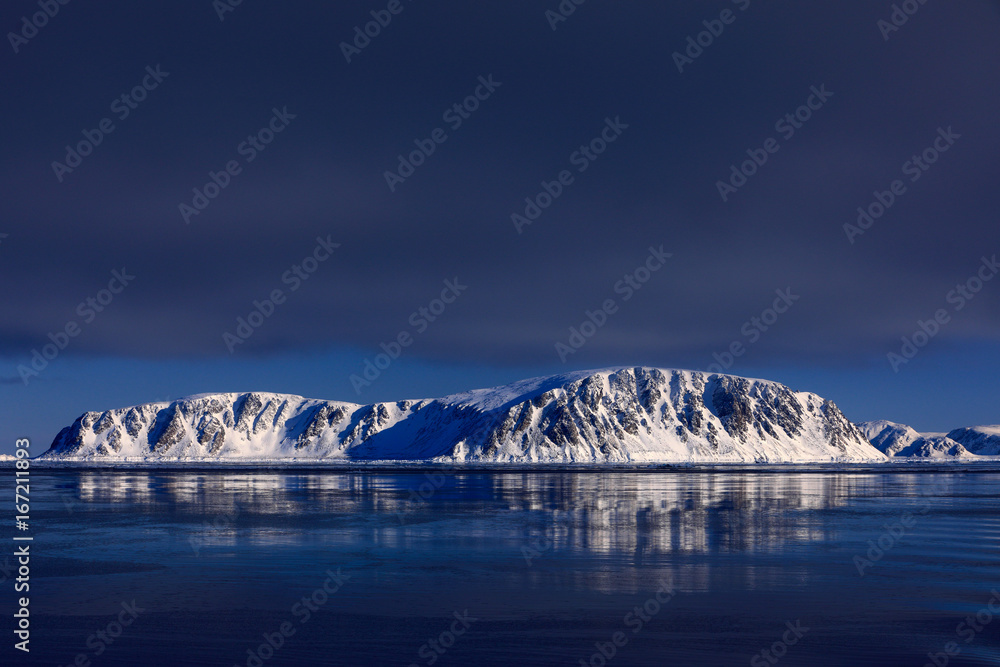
[44,368,885,463]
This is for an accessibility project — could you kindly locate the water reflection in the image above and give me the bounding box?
[56,470,953,564]
[25,469,993,666]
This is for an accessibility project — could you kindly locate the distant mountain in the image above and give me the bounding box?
[857,420,972,458]
[42,368,884,463]
[944,425,1000,456]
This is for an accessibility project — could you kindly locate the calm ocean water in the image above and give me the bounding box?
[4,468,1000,666]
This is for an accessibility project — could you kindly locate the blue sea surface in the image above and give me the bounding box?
[4,469,1000,666]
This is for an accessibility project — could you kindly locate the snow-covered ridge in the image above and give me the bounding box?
[943,425,1000,456]
[43,368,886,463]
[857,420,969,458]
[855,420,1000,458]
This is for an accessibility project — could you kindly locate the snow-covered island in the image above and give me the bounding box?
[38,367,997,465]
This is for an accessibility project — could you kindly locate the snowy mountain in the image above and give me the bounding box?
[42,368,884,463]
[857,420,972,458]
[944,426,1000,456]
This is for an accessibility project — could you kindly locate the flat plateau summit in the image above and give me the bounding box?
[43,367,888,463]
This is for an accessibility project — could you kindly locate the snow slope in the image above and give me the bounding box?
[42,368,886,463]
[857,420,972,458]
[945,425,1000,456]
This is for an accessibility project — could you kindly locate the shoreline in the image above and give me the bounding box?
[18,458,1000,473]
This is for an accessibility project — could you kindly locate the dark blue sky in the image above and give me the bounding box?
[2,1,999,453]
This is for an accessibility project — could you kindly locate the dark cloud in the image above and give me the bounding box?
[2,0,998,378]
